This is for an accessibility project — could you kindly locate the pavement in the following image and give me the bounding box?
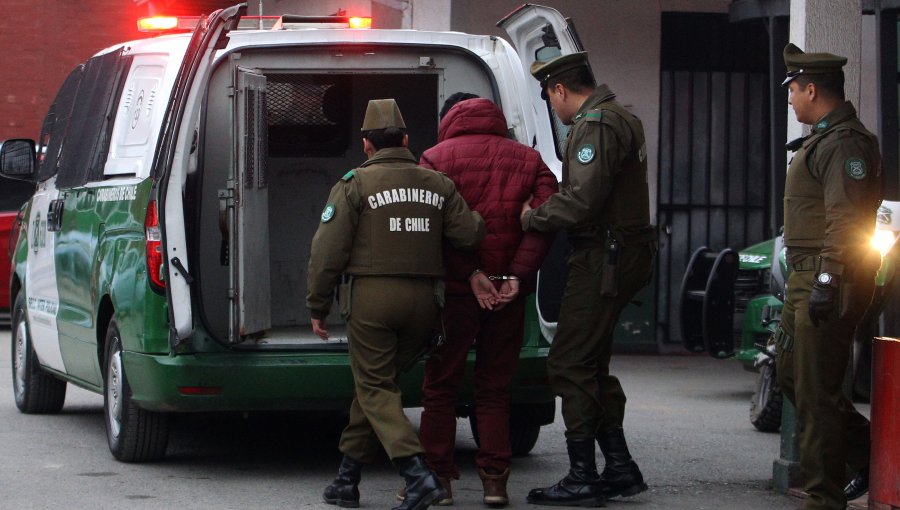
[583,354,872,510]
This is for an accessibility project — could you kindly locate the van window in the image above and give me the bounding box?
[55,50,131,188]
[36,66,83,182]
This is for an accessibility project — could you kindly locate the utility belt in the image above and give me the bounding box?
[569,225,657,298]
[568,225,657,249]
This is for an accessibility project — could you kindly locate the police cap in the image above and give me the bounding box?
[361,98,407,131]
[782,43,847,86]
[530,52,590,98]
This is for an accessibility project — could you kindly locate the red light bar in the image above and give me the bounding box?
[348,17,372,29]
[137,16,199,32]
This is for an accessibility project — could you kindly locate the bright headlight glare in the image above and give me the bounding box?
[871,229,897,257]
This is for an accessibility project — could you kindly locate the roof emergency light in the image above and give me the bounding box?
[137,16,199,32]
[348,17,373,29]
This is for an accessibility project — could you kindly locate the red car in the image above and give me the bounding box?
[0,177,33,323]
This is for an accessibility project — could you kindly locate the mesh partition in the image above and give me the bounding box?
[265,74,350,157]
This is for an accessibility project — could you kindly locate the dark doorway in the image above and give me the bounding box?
[656,13,775,345]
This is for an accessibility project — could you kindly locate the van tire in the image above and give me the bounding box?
[749,362,782,433]
[11,292,67,414]
[104,319,169,462]
[468,414,542,456]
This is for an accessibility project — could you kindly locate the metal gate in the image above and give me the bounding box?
[656,70,771,345]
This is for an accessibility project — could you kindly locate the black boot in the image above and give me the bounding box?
[323,455,364,508]
[526,438,606,507]
[844,467,869,501]
[392,454,447,510]
[596,427,648,499]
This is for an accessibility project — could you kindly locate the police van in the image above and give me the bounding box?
[1,3,580,462]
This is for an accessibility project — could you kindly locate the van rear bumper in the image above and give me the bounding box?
[122,347,552,413]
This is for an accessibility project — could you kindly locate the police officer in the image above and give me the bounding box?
[308,99,485,510]
[776,44,881,510]
[520,52,656,507]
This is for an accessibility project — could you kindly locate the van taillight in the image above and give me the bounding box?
[145,201,165,289]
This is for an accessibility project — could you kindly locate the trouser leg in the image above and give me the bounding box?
[776,270,872,510]
[472,296,525,473]
[550,245,651,437]
[339,277,437,462]
[420,296,478,480]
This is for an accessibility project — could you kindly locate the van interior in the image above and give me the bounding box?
[192,45,497,348]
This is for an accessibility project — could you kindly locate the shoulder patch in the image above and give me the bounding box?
[845,157,867,180]
[576,144,596,164]
[321,203,336,223]
[816,120,829,130]
[342,170,355,181]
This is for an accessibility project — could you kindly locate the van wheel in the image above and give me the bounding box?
[104,319,169,462]
[11,292,66,413]
[468,414,541,456]
[749,362,782,433]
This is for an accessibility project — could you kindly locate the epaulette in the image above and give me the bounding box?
[583,110,603,123]
[342,170,355,181]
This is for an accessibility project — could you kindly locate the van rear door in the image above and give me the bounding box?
[497,4,584,341]
[497,4,584,85]
[154,5,246,344]
[230,67,271,340]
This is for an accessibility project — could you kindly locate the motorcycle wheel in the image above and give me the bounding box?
[749,362,782,433]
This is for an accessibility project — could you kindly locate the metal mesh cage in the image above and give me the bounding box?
[266,75,341,127]
[265,74,350,157]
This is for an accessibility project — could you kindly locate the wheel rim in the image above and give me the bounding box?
[13,318,27,402]
[106,342,123,440]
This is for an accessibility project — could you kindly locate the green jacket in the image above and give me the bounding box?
[521,84,652,243]
[784,101,883,276]
[306,147,485,319]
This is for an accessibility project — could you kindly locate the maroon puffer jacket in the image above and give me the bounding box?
[420,98,558,296]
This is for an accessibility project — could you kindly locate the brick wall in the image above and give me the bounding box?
[0,1,144,141]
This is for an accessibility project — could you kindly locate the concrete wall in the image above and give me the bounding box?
[787,0,864,141]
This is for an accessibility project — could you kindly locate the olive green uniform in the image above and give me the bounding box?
[522,85,655,438]
[777,101,882,510]
[307,147,484,462]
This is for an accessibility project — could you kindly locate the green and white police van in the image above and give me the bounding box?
[1,3,581,462]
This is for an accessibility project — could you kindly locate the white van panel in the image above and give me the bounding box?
[25,180,65,373]
[105,53,181,178]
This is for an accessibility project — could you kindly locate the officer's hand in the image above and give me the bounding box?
[520,195,533,221]
[808,276,840,327]
[311,318,330,340]
[470,272,500,310]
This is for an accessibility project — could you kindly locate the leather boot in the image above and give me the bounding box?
[323,455,364,508]
[396,476,453,506]
[526,438,606,507]
[478,467,510,507]
[844,467,869,501]
[392,454,447,510]
[596,427,648,499]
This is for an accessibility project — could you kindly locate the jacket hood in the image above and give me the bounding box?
[437,98,508,142]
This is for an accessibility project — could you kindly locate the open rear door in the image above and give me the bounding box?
[231,67,271,339]
[154,4,246,345]
[497,4,584,342]
[497,4,584,65]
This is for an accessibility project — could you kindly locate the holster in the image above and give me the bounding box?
[600,229,620,297]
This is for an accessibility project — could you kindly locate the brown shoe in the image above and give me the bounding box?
[478,467,510,507]
[396,476,453,506]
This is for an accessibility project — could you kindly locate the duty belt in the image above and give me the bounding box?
[790,256,819,272]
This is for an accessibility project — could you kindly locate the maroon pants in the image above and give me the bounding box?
[419,294,525,478]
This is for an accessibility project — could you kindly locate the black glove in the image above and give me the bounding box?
[808,275,840,327]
